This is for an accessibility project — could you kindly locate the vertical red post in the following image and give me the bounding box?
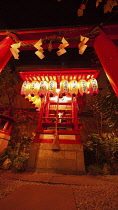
[45,100,50,122]
[0,34,18,72]
[94,30,118,98]
[73,97,78,130]
[73,97,81,143]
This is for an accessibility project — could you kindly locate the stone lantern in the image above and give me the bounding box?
[0,111,16,153]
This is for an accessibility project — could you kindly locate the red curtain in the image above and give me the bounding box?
[94,30,118,98]
[0,36,15,72]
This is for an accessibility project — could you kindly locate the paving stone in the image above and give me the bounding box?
[0,184,76,210]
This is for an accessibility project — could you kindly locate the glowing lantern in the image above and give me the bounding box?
[48,80,57,96]
[33,97,41,109]
[21,81,31,96]
[69,80,78,96]
[78,80,88,95]
[25,94,32,101]
[87,78,99,95]
[30,96,39,103]
[30,81,40,96]
[60,80,69,95]
[38,81,48,96]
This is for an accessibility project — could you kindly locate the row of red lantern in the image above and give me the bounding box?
[21,78,99,97]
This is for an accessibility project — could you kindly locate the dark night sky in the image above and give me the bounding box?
[1,0,118,87]
[0,0,118,30]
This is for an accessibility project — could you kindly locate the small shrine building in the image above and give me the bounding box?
[0,24,118,174]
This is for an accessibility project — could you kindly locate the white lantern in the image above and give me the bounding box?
[21,81,31,96]
[78,79,88,95]
[60,80,69,95]
[48,80,57,96]
[30,81,40,96]
[87,78,99,95]
[69,80,78,95]
[25,94,32,101]
[38,81,48,96]
[34,97,41,108]
[30,96,39,103]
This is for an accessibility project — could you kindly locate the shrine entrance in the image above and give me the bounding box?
[20,68,99,174]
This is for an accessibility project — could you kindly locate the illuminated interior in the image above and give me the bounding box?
[20,68,100,144]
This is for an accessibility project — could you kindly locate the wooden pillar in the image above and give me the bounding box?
[73,97,78,130]
[94,30,118,98]
[0,35,18,72]
[45,102,50,122]
[3,121,9,131]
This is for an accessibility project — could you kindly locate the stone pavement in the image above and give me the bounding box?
[0,171,118,210]
[1,171,118,185]
[0,183,76,210]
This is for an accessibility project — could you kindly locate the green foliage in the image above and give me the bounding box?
[0,155,8,166]
[12,154,28,172]
[87,165,104,176]
[0,66,21,108]
[0,146,29,172]
[84,133,118,174]
[92,84,118,131]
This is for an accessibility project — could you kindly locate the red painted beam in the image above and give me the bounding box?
[0,25,118,49]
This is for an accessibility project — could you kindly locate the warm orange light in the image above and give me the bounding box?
[49,76,53,80]
[31,95,39,103]
[54,76,57,80]
[87,75,91,79]
[34,97,41,108]
[69,76,72,81]
[25,76,28,81]
[25,94,32,101]
[69,80,78,95]
[29,77,33,81]
[65,75,68,80]
[41,76,44,81]
[56,88,60,93]
[37,76,41,81]
[39,80,48,96]
[78,75,81,80]
[50,96,58,102]
[21,81,31,96]
[61,96,71,102]
[60,80,69,95]
[30,81,40,95]
[45,76,49,81]
[87,78,99,95]
[78,79,88,95]
[48,80,57,96]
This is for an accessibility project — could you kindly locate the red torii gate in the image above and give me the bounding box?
[0,25,118,97]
